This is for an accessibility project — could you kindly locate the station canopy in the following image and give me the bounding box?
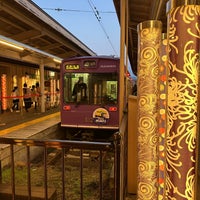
[113,0,170,74]
[114,0,200,74]
[0,0,96,69]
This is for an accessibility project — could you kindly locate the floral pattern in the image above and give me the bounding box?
[166,4,200,200]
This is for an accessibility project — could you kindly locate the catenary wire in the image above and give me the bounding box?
[42,4,118,57]
[42,8,116,14]
[87,0,118,56]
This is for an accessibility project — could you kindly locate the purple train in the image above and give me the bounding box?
[60,56,120,135]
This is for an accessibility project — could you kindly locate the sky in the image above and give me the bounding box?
[31,0,120,57]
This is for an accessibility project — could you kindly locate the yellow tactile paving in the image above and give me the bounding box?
[0,112,60,136]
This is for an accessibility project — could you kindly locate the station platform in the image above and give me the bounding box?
[0,106,60,137]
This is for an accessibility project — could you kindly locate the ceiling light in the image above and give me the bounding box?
[53,58,62,63]
[0,40,24,51]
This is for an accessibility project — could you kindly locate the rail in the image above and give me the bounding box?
[0,134,121,200]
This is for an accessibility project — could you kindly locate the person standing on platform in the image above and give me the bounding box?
[23,83,32,112]
[44,88,51,110]
[55,88,60,107]
[11,86,20,112]
[36,82,41,108]
[31,85,38,109]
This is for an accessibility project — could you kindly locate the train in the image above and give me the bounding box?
[60,56,120,139]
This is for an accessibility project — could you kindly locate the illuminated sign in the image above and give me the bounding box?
[65,64,80,70]
[83,60,96,67]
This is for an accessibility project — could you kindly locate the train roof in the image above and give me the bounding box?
[62,56,120,63]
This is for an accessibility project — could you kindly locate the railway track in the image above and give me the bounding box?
[13,144,114,200]
[0,125,119,200]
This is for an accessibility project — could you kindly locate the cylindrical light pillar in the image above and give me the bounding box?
[137,20,162,200]
[158,33,168,200]
[166,1,200,199]
[1,74,7,110]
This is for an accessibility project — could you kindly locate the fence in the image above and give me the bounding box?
[0,134,121,200]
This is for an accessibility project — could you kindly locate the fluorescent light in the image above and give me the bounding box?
[0,40,24,51]
[0,35,63,65]
[53,58,62,63]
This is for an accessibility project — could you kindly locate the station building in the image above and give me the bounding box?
[0,0,95,112]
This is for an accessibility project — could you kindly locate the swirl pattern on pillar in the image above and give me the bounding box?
[137,20,162,200]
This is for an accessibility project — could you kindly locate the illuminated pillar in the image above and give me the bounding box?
[137,20,162,200]
[50,79,56,106]
[1,74,7,110]
[166,1,200,199]
[158,33,168,199]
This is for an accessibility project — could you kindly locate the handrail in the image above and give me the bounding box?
[0,137,112,150]
[0,135,120,200]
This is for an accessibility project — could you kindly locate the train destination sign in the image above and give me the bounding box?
[65,64,80,70]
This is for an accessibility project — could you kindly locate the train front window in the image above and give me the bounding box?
[63,73,118,105]
[63,73,89,103]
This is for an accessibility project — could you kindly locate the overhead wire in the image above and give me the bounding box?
[42,3,118,57]
[42,8,116,14]
[87,0,118,56]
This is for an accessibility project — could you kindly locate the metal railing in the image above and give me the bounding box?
[0,134,121,200]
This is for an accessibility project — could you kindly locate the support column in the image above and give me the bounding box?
[119,0,126,123]
[166,1,200,199]
[40,60,45,113]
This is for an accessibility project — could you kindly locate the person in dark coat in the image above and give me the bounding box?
[72,77,87,102]
[23,83,32,112]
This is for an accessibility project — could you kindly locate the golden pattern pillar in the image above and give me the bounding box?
[166,0,200,199]
[137,20,162,200]
[158,33,168,200]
